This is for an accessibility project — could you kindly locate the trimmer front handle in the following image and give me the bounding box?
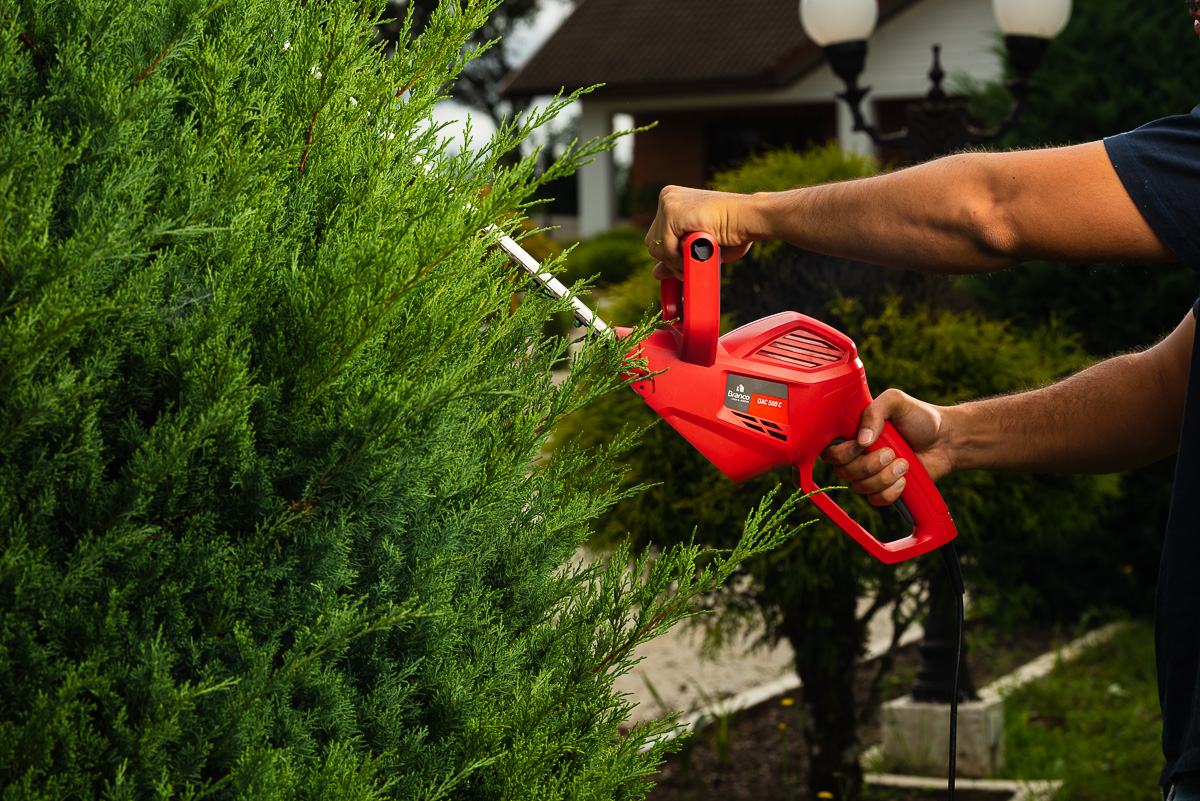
[660,232,721,367]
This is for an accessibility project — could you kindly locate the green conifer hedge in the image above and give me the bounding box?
[0,1,798,797]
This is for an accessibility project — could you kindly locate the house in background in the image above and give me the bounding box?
[501,0,1011,237]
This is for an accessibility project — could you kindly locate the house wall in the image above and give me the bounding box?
[861,0,1004,100]
[628,112,707,215]
[627,104,838,219]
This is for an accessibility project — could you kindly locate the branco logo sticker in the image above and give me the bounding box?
[724,375,788,425]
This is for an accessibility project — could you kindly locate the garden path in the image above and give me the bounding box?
[615,594,925,725]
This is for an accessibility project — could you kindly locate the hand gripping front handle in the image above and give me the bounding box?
[794,421,958,564]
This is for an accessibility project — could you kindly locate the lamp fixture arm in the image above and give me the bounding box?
[828,40,1047,163]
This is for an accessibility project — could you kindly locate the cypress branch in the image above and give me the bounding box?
[2,7,42,63]
[133,35,179,84]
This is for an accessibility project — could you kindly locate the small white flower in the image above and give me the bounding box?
[283,40,291,50]
[349,97,358,106]
[310,65,322,79]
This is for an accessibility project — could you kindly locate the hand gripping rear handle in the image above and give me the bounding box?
[660,232,720,367]
[794,420,957,564]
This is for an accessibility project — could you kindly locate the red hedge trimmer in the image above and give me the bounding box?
[493,227,968,799]
[496,228,957,562]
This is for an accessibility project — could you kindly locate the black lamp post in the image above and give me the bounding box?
[802,0,1071,164]
[799,0,1072,703]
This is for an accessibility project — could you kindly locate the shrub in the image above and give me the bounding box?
[710,144,972,325]
[0,0,797,797]
[561,226,651,288]
[555,281,1115,800]
[710,144,879,264]
[540,226,652,340]
[712,142,879,191]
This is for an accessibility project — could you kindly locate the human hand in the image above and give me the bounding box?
[820,389,954,506]
[644,185,757,280]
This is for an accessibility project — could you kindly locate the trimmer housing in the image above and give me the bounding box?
[618,232,957,564]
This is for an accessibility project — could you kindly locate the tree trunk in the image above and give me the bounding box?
[785,574,867,801]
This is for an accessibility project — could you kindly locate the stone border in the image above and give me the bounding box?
[864,773,1061,801]
[863,620,1128,794]
[636,622,925,753]
[976,621,1126,702]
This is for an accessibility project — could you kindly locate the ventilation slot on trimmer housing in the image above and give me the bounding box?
[753,331,844,370]
[732,411,787,442]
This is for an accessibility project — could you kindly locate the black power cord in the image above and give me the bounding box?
[939,543,966,801]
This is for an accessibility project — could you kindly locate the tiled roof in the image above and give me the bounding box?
[501,0,922,100]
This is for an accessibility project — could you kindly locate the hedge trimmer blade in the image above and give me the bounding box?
[489,225,612,337]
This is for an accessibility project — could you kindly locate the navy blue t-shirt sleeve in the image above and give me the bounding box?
[1104,104,1200,270]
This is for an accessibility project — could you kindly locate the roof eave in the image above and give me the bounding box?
[502,45,825,103]
[500,0,924,104]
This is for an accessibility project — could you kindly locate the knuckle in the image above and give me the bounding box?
[824,446,853,467]
[844,461,867,477]
[850,475,878,495]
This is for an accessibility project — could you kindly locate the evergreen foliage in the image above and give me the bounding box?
[556,145,1121,800]
[0,1,800,797]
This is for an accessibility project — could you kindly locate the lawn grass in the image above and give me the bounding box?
[998,619,1161,801]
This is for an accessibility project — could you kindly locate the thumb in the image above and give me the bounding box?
[653,261,683,281]
[856,388,913,447]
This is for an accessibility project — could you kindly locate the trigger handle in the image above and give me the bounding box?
[800,424,956,564]
[829,436,916,527]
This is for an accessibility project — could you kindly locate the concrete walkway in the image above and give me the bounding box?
[615,595,925,725]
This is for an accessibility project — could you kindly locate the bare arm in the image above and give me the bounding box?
[647,141,1175,276]
[645,138,1189,498]
[825,311,1195,505]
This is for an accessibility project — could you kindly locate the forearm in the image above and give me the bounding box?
[944,321,1192,474]
[745,155,1014,274]
[734,143,1174,274]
